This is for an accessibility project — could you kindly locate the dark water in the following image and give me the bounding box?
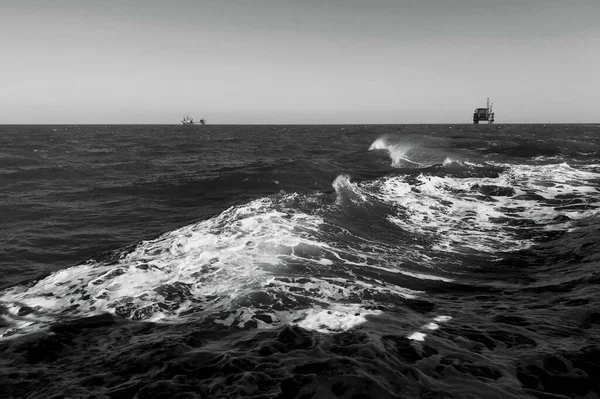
[1,124,599,398]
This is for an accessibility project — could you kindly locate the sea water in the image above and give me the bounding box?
[1,124,599,398]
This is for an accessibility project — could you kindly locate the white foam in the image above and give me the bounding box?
[296,304,382,333]
[443,157,460,166]
[407,332,426,341]
[371,162,600,256]
[408,315,452,342]
[0,196,331,335]
[359,263,454,283]
[210,295,387,334]
[399,270,453,282]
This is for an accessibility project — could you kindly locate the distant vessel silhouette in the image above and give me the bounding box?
[182,115,206,125]
[473,98,495,124]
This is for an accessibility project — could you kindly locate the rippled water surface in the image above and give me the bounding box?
[1,124,599,398]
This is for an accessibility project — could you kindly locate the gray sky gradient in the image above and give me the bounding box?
[1,0,599,124]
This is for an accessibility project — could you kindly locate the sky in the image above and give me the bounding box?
[1,0,599,124]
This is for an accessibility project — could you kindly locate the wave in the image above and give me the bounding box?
[368,136,422,167]
[2,156,599,354]
[0,191,423,339]
[3,124,600,398]
[367,162,600,258]
[332,174,371,206]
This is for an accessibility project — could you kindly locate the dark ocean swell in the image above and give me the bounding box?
[1,124,599,398]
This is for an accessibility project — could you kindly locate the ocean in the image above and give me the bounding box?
[1,124,599,398]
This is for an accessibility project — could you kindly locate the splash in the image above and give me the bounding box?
[332,174,369,206]
[369,136,421,167]
[442,157,460,166]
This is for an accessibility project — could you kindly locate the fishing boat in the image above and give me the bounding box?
[473,98,495,124]
[181,115,206,125]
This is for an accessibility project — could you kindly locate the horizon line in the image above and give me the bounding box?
[2,122,599,126]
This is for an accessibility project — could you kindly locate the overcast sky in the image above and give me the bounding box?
[1,0,599,124]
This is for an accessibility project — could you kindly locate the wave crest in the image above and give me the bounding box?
[369,136,420,167]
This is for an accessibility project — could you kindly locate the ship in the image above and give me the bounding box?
[182,115,206,125]
[473,98,495,124]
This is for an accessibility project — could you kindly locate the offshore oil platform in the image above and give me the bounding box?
[473,98,495,124]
